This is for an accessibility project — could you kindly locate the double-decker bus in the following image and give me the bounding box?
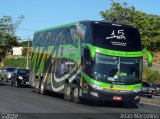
[30,21,152,104]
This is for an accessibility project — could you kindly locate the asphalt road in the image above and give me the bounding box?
[0,82,160,119]
[143,61,160,73]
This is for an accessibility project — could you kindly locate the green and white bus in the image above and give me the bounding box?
[30,21,152,104]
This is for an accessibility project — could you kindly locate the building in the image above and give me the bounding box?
[12,47,23,56]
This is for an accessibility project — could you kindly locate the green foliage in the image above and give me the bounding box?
[0,16,20,55]
[100,2,160,51]
[3,57,31,68]
[143,65,160,83]
[19,41,32,47]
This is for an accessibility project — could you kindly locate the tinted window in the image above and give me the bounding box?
[93,53,141,84]
[93,23,142,51]
[7,68,16,72]
[79,23,91,43]
[34,26,79,47]
[70,26,79,47]
[18,69,29,75]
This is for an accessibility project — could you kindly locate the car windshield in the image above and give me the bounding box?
[92,53,142,84]
[18,69,29,75]
[7,68,16,72]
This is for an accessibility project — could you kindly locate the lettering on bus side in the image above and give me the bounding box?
[63,48,77,54]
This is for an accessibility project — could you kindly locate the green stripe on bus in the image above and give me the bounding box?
[83,44,143,58]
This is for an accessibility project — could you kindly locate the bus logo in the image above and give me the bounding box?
[106,30,126,40]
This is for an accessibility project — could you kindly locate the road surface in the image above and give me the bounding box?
[143,61,160,73]
[0,82,160,119]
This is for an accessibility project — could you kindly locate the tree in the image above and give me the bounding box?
[19,40,32,47]
[100,1,160,51]
[0,16,20,58]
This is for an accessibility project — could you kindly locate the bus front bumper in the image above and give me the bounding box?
[84,87,140,103]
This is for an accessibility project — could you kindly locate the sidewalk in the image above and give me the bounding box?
[140,97,160,106]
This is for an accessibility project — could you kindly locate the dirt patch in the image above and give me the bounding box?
[140,97,160,106]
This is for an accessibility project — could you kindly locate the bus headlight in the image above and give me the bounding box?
[18,76,23,80]
[90,84,103,90]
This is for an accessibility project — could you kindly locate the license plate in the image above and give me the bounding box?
[113,96,122,101]
[26,82,29,85]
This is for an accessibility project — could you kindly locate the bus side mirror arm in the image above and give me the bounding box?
[143,49,153,67]
[148,63,152,67]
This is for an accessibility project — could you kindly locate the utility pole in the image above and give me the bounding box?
[26,37,30,69]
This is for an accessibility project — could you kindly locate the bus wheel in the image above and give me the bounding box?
[35,81,40,93]
[40,82,46,95]
[35,86,40,93]
[73,84,80,104]
[64,83,72,101]
[9,79,12,86]
[15,80,19,87]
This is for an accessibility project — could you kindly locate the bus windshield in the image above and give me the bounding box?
[93,23,142,51]
[92,53,142,84]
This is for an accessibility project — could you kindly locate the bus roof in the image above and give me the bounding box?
[35,20,136,33]
[35,22,78,33]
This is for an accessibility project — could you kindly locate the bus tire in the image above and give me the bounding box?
[148,95,152,98]
[35,80,40,93]
[9,79,12,86]
[15,80,19,87]
[35,86,40,93]
[64,83,72,101]
[73,84,80,104]
[40,81,46,95]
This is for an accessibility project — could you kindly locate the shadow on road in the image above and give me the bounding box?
[18,85,32,88]
[81,100,139,109]
[0,81,7,86]
[31,89,139,109]
[0,81,32,89]
[1,80,139,109]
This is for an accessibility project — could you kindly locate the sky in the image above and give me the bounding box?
[0,0,160,40]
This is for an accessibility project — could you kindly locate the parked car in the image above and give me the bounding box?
[151,84,160,96]
[140,82,155,98]
[10,68,29,87]
[0,67,16,81]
